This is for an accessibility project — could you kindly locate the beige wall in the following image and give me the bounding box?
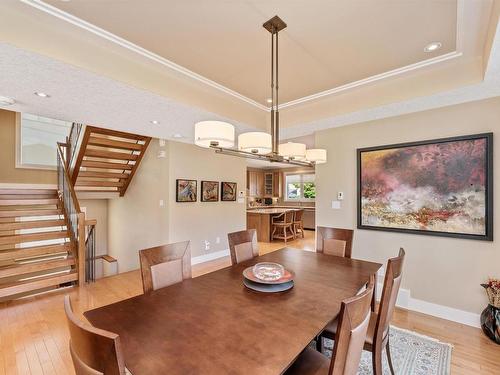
[107,140,170,273]
[315,96,500,314]
[167,141,247,258]
[0,109,56,184]
[107,139,246,273]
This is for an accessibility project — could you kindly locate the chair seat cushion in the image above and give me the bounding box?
[325,312,379,345]
[285,347,330,375]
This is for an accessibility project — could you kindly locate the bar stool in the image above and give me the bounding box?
[271,211,295,243]
[292,209,305,239]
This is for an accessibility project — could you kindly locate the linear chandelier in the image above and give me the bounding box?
[194,15,327,167]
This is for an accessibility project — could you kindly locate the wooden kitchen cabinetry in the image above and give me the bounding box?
[247,169,282,198]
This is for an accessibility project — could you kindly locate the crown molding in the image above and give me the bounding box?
[21,0,464,112]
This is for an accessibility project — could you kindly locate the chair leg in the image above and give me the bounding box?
[283,226,287,243]
[372,347,383,375]
[386,339,395,375]
[315,335,322,353]
[300,224,304,238]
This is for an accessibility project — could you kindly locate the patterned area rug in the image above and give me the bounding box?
[320,326,452,375]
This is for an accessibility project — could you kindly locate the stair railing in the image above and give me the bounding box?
[57,142,87,286]
[85,219,97,282]
[66,122,83,169]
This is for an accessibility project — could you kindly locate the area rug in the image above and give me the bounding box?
[319,326,452,375]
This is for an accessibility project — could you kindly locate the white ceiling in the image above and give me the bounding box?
[0,0,498,144]
[43,0,459,106]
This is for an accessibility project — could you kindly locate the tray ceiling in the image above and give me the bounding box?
[43,0,458,106]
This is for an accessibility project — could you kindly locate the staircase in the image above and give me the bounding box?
[0,188,78,300]
[70,126,151,196]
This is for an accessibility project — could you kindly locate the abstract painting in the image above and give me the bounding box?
[201,181,219,202]
[176,179,197,202]
[221,182,237,201]
[357,133,493,240]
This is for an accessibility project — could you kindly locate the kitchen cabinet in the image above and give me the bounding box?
[247,169,282,198]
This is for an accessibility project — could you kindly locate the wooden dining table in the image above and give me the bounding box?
[84,247,381,375]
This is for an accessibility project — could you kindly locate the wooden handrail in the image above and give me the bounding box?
[57,143,82,213]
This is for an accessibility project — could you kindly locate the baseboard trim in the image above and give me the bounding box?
[191,249,230,266]
[376,282,480,328]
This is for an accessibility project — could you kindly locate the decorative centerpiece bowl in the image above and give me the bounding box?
[252,262,285,282]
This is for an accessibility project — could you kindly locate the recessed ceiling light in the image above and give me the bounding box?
[34,92,50,98]
[424,42,442,53]
[150,120,160,125]
[172,133,183,139]
[266,98,273,103]
[0,96,15,106]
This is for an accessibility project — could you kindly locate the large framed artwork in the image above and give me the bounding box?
[201,181,219,202]
[176,179,197,202]
[357,133,493,241]
[221,182,237,201]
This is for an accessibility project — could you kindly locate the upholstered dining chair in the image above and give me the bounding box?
[227,229,259,265]
[271,211,295,243]
[292,209,305,239]
[64,295,129,375]
[285,276,375,375]
[316,227,354,258]
[139,240,192,293]
[318,248,406,375]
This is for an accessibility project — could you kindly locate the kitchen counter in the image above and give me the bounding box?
[247,207,315,242]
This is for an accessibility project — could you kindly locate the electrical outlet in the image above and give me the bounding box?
[204,240,210,251]
[159,199,164,207]
[216,237,220,244]
[337,192,344,200]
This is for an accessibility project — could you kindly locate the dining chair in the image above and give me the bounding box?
[286,276,375,375]
[316,226,354,258]
[271,211,295,243]
[292,209,305,239]
[139,240,192,293]
[227,229,259,265]
[318,248,406,375]
[64,295,128,375]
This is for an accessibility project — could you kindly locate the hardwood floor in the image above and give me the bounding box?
[0,229,498,375]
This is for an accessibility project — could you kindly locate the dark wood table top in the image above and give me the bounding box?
[84,248,381,375]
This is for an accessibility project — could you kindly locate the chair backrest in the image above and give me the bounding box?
[139,240,192,293]
[293,209,304,222]
[374,248,406,345]
[283,210,295,224]
[330,276,375,375]
[64,295,125,375]
[316,227,354,258]
[228,229,259,265]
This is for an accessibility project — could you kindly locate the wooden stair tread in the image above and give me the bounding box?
[0,231,69,246]
[0,209,62,218]
[85,149,139,161]
[78,171,130,179]
[0,198,59,206]
[0,189,57,195]
[88,126,149,141]
[0,219,66,231]
[81,160,134,170]
[76,180,124,188]
[0,258,75,278]
[0,243,71,262]
[0,271,78,299]
[100,255,117,263]
[88,136,143,151]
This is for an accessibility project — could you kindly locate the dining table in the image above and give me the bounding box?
[84,247,381,375]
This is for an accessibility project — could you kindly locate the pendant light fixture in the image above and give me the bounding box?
[194,15,326,167]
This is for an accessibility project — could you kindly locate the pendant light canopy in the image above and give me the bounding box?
[192,16,326,167]
[306,149,327,164]
[194,121,234,148]
[238,132,272,154]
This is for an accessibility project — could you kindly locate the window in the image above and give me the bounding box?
[285,173,316,201]
[17,113,71,169]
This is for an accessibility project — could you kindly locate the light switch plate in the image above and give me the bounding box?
[337,192,344,200]
[238,190,245,198]
[331,200,341,209]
